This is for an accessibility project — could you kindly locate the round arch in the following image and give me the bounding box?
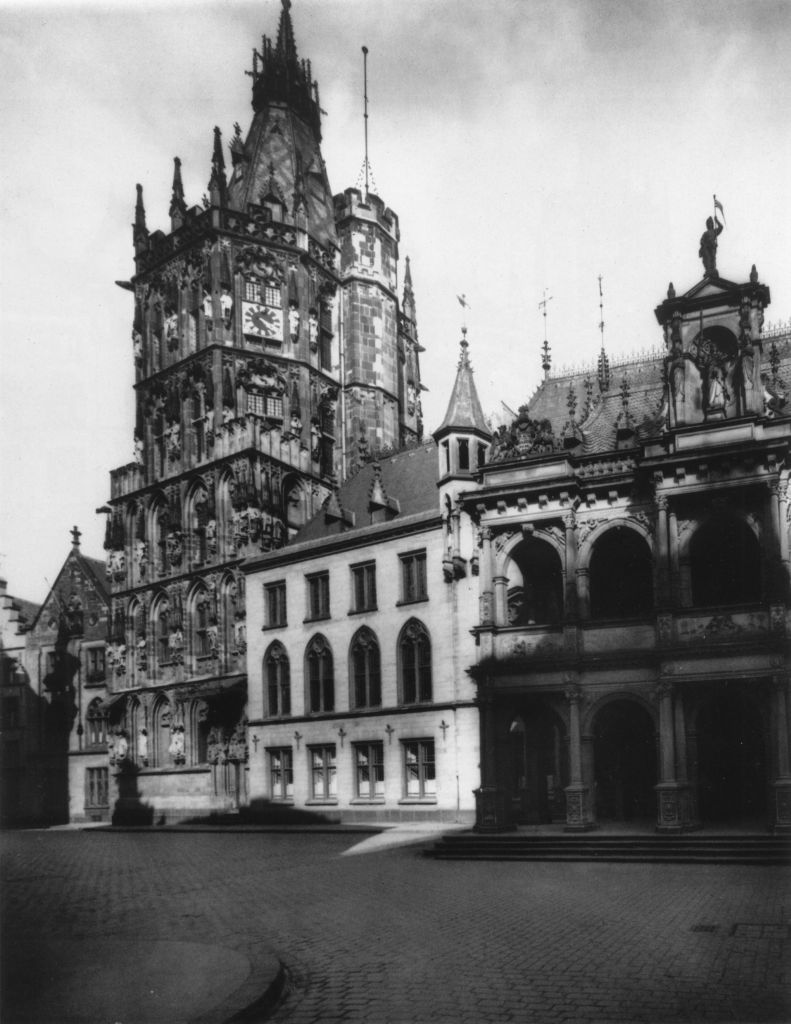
[590,696,657,822]
[586,523,655,620]
[501,534,564,626]
[686,514,762,607]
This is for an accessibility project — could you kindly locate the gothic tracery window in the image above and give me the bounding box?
[350,628,381,709]
[398,619,433,704]
[264,642,291,718]
[305,634,334,713]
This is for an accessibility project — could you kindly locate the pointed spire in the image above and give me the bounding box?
[133,183,148,248]
[402,256,416,321]
[230,122,245,167]
[208,127,227,207]
[435,329,491,437]
[276,0,297,61]
[169,157,186,226]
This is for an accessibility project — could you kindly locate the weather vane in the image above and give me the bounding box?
[539,288,552,377]
[456,293,471,331]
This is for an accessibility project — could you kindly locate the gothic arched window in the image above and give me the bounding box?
[305,635,334,713]
[350,628,381,709]
[264,642,291,718]
[151,593,170,668]
[86,698,107,749]
[398,619,433,705]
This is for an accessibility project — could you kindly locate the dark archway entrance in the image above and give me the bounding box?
[695,688,766,823]
[593,700,656,822]
[506,704,567,825]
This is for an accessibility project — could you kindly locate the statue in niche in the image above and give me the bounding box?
[288,304,300,341]
[308,312,319,348]
[206,624,219,655]
[132,330,143,364]
[169,726,185,764]
[166,531,183,566]
[166,423,181,461]
[164,310,179,349]
[699,215,724,277]
[134,540,148,576]
[222,405,235,425]
[234,620,247,656]
[134,434,144,464]
[206,518,218,554]
[311,421,320,461]
[290,412,302,435]
[115,731,128,761]
[169,628,184,663]
[136,633,147,672]
[202,293,214,320]
[407,383,417,416]
[706,365,727,416]
[138,727,148,766]
[207,726,226,764]
[220,290,233,327]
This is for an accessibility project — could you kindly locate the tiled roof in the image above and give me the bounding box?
[294,442,439,544]
[510,329,791,458]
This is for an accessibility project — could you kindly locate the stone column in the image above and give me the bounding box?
[474,688,512,832]
[564,686,594,830]
[563,513,578,620]
[655,680,686,832]
[479,527,494,626]
[668,506,681,605]
[772,674,791,834]
[672,690,697,828]
[655,496,670,607]
[493,575,509,627]
[576,567,590,620]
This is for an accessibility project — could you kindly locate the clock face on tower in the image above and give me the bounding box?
[242,301,284,340]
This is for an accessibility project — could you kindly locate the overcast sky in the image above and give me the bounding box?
[2,0,790,603]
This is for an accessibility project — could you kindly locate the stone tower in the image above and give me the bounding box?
[102,1,424,820]
[335,188,424,474]
[102,2,358,817]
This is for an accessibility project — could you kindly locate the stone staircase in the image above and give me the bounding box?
[427,831,791,865]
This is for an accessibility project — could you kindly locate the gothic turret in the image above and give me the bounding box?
[433,330,492,489]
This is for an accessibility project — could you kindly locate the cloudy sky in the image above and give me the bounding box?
[1,0,790,603]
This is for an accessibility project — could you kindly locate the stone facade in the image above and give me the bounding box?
[100,3,423,823]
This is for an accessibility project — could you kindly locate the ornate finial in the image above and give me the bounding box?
[169,157,186,221]
[539,288,552,379]
[583,373,594,420]
[541,338,551,377]
[770,338,781,384]
[597,345,610,393]
[567,382,578,421]
[208,128,227,205]
[459,328,470,367]
[750,264,758,284]
[133,183,148,245]
[667,282,675,300]
[71,525,82,551]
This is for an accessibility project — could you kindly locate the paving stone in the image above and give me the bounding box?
[1,830,790,1024]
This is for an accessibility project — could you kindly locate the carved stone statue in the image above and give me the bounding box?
[138,727,148,766]
[288,304,300,341]
[699,216,724,277]
[707,365,726,417]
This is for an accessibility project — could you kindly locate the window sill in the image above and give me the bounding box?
[261,622,287,631]
[350,798,385,805]
[398,797,438,805]
[269,798,294,805]
[396,597,429,608]
[303,615,331,624]
[305,798,339,806]
[348,606,378,616]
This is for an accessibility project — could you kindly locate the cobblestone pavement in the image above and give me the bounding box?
[2,827,790,1024]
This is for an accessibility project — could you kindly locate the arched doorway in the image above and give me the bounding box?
[506,704,567,824]
[593,700,657,822]
[695,688,766,823]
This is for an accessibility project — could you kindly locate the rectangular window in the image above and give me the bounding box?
[265,395,283,419]
[403,739,436,799]
[309,744,337,800]
[355,742,385,799]
[245,279,260,303]
[1,697,20,730]
[264,285,282,308]
[86,767,109,808]
[264,581,287,627]
[400,550,428,603]
[269,747,293,800]
[86,647,106,682]
[351,562,377,613]
[306,572,330,621]
[247,391,265,417]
